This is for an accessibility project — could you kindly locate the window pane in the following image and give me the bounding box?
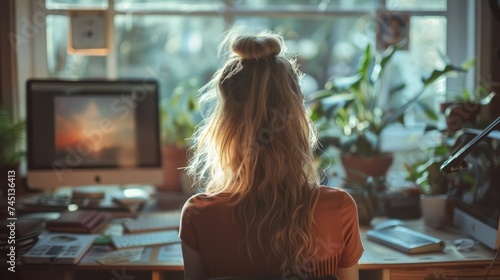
[409,17,447,75]
[115,16,225,99]
[46,15,106,77]
[234,16,375,95]
[46,0,107,9]
[405,16,447,123]
[387,0,446,11]
[234,0,377,9]
[115,0,224,11]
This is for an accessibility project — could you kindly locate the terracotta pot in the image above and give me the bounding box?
[340,153,393,185]
[161,146,189,191]
[441,102,481,133]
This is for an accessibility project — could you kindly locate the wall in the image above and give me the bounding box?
[0,0,18,116]
[477,0,500,120]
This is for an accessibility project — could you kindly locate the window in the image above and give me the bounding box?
[40,0,452,98]
[19,0,475,140]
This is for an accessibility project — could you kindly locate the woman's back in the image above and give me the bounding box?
[180,26,363,280]
[180,186,363,278]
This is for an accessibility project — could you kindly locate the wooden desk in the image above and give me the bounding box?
[358,219,500,279]
[15,215,500,280]
[12,189,500,280]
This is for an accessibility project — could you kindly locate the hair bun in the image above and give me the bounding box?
[231,34,282,60]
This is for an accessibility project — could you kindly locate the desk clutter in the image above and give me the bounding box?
[122,212,180,233]
[21,233,95,264]
[19,186,153,217]
[46,210,106,233]
[366,225,445,254]
[110,230,180,249]
[19,210,182,266]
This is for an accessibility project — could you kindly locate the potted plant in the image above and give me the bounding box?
[403,134,454,226]
[440,59,497,133]
[0,108,25,197]
[309,44,462,185]
[403,137,451,196]
[160,78,200,192]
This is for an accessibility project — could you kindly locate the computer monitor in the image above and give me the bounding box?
[452,129,500,250]
[26,79,163,191]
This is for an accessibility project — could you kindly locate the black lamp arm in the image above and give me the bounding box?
[440,116,500,174]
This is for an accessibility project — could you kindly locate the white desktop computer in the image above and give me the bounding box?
[26,79,163,193]
[450,129,500,250]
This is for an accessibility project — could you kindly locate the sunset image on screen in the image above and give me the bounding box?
[54,96,137,167]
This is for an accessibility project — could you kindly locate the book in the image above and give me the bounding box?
[46,210,105,233]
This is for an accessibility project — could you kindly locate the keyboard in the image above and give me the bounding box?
[111,230,181,249]
[122,215,180,233]
[367,225,445,254]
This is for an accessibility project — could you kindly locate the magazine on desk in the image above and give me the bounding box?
[21,233,96,264]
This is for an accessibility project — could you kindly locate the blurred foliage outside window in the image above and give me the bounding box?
[45,0,448,136]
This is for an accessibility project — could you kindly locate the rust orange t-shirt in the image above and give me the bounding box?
[179,186,364,278]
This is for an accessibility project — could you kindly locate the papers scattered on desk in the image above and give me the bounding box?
[157,243,183,265]
[96,247,144,265]
[80,245,152,264]
[21,233,96,264]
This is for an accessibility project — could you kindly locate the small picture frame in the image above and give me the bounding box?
[68,10,109,55]
[376,11,410,51]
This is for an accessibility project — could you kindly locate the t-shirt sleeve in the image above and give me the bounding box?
[338,191,364,268]
[179,196,200,252]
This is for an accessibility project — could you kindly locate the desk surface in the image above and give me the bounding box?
[359,218,497,269]
[19,212,497,272]
[13,190,500,280]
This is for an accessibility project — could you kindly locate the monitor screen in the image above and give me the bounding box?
[26,79,163,190]
[452,129,500,249]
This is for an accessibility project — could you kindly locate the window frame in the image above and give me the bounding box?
[15,0,474,117]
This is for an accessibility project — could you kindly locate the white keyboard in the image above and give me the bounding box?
[111,230,180,249]
[122,215,180,233]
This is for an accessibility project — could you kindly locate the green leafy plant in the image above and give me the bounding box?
[0,109,25,166]
[443,58,495,104]
[309,44,464,157]
[404,139,451,195]
[161,78,200,148]
[440,58,497,133]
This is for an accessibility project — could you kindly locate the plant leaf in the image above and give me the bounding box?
[414,100,439,121]
[370,45,398,82]
[422,64,463,86]
[461,57,476,70]
[437,49,451,65]
[388,83,406,96]
[329,75,362,92]
[357,45,372,80]
[462,87,471,101]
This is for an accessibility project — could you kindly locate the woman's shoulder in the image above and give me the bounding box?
[316,186,357,209]
[318,185,351,198]
[180,192,233,224]
[182,192,231,211]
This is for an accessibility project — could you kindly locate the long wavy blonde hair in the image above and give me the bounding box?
[187,26,321,273]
